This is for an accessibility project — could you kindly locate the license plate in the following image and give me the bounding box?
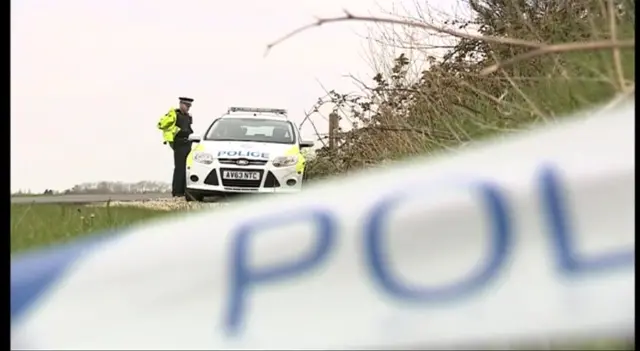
[222,171,260,180]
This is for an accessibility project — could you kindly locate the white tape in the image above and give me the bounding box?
[11,103,635,350]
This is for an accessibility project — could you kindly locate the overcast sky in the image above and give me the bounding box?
[11,0,464,192]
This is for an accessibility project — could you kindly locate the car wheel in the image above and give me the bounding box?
[185,190,204,202]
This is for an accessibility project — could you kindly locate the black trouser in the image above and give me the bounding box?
[171,140,192,196]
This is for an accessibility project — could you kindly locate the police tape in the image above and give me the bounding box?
[11,102,635,349]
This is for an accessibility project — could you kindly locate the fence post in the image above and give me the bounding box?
[328,112,339,150]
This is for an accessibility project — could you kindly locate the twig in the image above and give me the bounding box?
[344,73,422,95]
[598,83,636,112]
[488,52,546,121]
[458,81,522,117]
[265,11,544,57]
[314,78,358,126]
[480,39,635,75]
[339,124,455,140]
[608,0,627,91]
[301,110,327,148]
[366,36,456,51]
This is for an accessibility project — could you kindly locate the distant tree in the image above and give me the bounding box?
[62,181,171,194]
[12,189,33,196]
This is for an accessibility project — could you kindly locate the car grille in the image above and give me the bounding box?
[218,158,268,166]
[220,168,264,188]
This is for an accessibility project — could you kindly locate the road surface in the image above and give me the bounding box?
[11,193,172,204]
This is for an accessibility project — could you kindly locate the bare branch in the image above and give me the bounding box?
[265,11,545,57]
[481,39,635,75]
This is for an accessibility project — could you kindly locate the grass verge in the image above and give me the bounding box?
[10,203,172,254]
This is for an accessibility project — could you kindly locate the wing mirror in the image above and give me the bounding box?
[188,134,202,143]
[299,139,315,148]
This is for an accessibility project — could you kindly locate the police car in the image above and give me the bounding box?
[184,107,315,201]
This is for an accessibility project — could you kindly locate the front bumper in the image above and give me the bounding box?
[186,159,304,194]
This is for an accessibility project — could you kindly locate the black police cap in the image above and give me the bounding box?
[179,97,194,104]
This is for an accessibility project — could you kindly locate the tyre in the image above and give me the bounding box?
[185,189,205,202]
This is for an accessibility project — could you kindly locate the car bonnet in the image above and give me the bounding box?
[198,140,298,161]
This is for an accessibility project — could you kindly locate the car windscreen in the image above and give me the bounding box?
[205,118,296,144]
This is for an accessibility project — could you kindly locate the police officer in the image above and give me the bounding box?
[157,97,195,197]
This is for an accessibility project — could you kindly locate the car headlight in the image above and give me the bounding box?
[272,155,298,167]
[193,152,214,165]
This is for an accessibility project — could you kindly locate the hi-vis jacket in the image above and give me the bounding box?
[157,108,181,144]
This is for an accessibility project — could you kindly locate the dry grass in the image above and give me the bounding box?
[273,0,635,179]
